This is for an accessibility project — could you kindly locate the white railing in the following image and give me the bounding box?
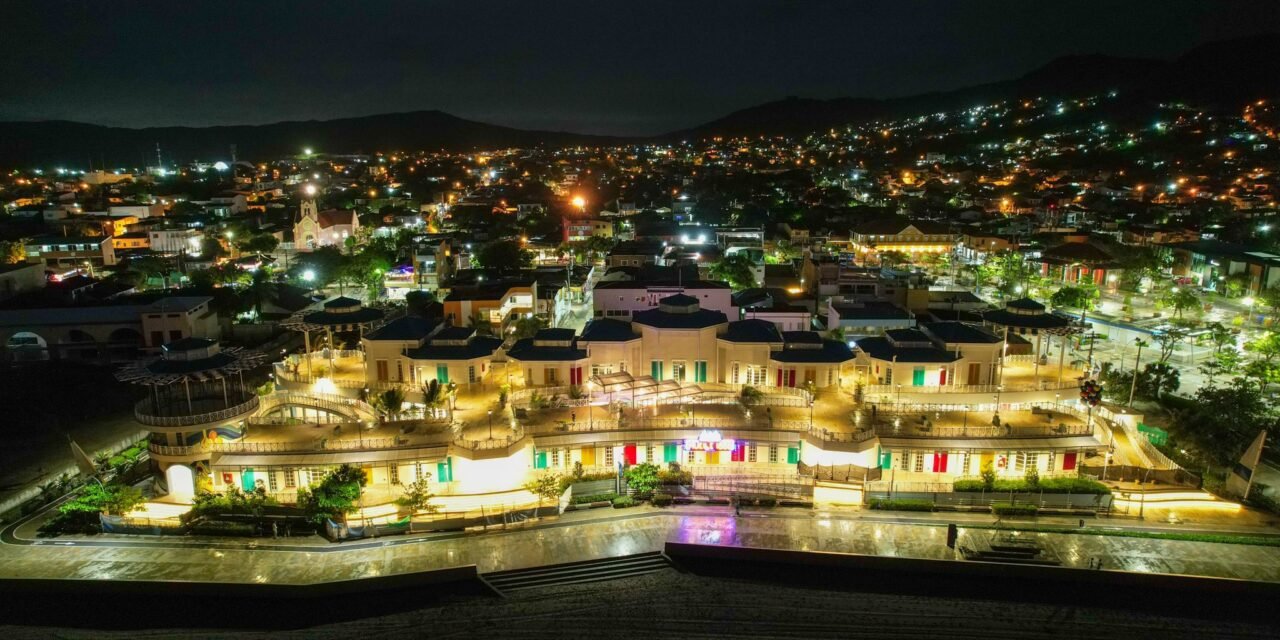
[148,442,209,457]
[1098,404,1179,470]
[456,434,525,451]
[872,422,1093,439]
[864,381,1080,395]
[256,391,378,422]
[134,394,260,428]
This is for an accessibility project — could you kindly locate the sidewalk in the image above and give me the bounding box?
[4,502,1279,586]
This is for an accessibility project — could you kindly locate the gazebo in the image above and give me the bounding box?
[982,298,1083,383]
[282,296,387,379]
[116,338,268,424]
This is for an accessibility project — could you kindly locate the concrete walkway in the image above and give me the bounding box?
[3,504,1279,586]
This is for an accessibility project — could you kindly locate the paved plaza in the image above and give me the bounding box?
[3,505,1279,586]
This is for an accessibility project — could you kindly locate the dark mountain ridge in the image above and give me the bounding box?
[1,33,1277,167]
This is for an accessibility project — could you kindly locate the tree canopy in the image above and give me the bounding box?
[474,240,533,273]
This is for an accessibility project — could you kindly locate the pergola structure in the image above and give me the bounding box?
[589,371,703,406]
[281,296,387,379]
[983,298,1086,383]
[116,338,269,419]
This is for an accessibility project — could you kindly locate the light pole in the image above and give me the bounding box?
[1128,339,1146,408]
[808,398,815,430]
[586,381,595,429]
[487,409,493,440]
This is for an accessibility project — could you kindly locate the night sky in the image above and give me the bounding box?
[4,0,1279,135]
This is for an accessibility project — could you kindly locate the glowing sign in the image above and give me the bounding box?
[684,429,736,452]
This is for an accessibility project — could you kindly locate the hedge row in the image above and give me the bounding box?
[570,492,619,505]
[953,477,1110,495]
[991,502,1039,516]
[868,498,934,512]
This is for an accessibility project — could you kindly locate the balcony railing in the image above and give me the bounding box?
[148,442,210,457]
[134,394,260,428]
[863,381,1080,395]
[872,421,1093,439]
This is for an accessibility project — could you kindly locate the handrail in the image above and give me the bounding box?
[134,394,260,428]
[256,391,378,422]
[148,442,209,457]
[872,422,1093,439]
[863,381,1080,395]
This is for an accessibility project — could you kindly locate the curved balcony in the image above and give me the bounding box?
[134,393,260,429]
[148,441,213,462]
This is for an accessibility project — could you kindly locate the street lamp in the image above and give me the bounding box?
[808,398,815,430]
[487,409,494,439]
[586,381,595,429]
[302,269,316,282]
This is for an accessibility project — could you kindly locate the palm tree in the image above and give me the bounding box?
[243,267,277,318]
[1127,338,1147,407]
[374,388,406,422]
[509,314,546,340]
[467,312,493,336]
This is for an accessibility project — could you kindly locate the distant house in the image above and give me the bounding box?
[24,235,117,269]
[1037,240,1123,289]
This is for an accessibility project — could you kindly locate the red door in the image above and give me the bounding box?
[731,442,745,462]
[1062,452,1077,471]
[787,369,797,387]
[623,444,637,466]
[932,452,948,473]
[938,367,947,386]
[776,369,783,387]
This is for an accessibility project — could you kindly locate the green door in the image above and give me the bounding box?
[912,367,925,386]
[695,361,707,383]
[436,457,453,482]
[786,446,800,465]
[534,450,548,469]
[663,443,678,463]
[651,360,663,380]
[436,364,450,384]
[241,468,256,491]
[879,449,893,470]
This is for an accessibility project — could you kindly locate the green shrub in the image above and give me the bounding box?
[991,502,1039,516]
[868,498,933,512]
[651,493,673,507]
[570,492,618,505]
[611,496,637,509]
[577,471,618,482]
[954,477,1110,495]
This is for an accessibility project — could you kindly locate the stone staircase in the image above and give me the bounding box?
[482,552,673,594]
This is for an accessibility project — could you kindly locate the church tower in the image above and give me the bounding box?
[294,184,320,250]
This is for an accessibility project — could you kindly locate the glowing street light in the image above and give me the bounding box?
[302,269,316,282]
[304,184,317,197]
[572,195,586,211]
